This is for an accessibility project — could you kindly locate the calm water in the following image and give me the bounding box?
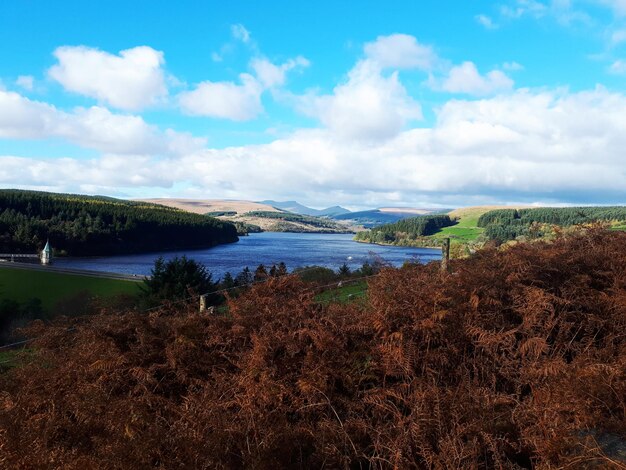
[54,232,441,279]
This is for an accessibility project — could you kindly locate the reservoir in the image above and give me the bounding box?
[54,232,441,279]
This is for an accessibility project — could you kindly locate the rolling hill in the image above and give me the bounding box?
[140,198,354,233]
[333,207,442,228]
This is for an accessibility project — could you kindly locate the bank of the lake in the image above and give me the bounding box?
[55,232,441,279]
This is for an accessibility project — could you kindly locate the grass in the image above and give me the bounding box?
[0,266,141,311]
[426,206,495,243]
[0,349,34,370]
[315,280,368,304]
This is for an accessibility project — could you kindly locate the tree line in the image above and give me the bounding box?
[244,211,341,229]
[0,190,238,256]
[354,215,455,244]
[478,206,626,242]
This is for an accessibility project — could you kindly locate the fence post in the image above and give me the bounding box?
[199,294,208,313]
[441,238,451,273]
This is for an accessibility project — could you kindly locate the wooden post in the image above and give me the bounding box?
[199,294,208,313]
[441,238,451,273]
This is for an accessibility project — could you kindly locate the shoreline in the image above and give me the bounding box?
[353,238,442,251]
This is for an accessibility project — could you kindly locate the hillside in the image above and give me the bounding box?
[354,215,456,244]
[355,205,626,256]
[477,206,626,242]
[333,207,440,228]
[139,198,282,215]
[234,211,353,233]
[2,231,624,468]
[141,198,354,233]
[0,190,239,256]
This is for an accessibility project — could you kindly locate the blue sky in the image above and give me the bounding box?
[1,0,626,209]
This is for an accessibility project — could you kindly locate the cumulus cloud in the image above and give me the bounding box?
[430,61,514,96]
[178,74,263,121]
[363,34,438,70]
[297,60,422,141]
[15,75,34,90]
[250,56,309,88]
[7,87,626,206]
[48,45,167,111]
[179,55,309,120]
[0,90,203,155]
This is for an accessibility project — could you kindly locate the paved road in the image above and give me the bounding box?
[0,261,146,282]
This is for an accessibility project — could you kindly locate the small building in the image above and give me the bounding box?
[41,240,52,265]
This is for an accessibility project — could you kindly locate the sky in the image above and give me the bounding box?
[1,0,626,209]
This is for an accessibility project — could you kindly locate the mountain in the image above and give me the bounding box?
[317,205,352,217]
[260,200,351,217]
[141,198,353,234]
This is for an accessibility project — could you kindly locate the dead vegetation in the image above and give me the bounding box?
[1,230,625,468]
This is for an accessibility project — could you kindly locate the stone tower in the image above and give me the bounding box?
[41,240,52,265]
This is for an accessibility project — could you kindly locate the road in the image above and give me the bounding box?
[0,261,146,282]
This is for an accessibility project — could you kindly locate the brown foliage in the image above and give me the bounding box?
[1,230,625,469]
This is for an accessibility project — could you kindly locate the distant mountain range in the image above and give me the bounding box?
[260,200,352,217]
[140,198,447,230]
[260,200,448,228]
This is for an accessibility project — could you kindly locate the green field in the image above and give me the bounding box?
[429,207,490,243]
[0,266,141,311]
[315,280,368,304]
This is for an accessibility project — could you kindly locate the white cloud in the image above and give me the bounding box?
[363,34,438,70]
[180,55,309,120]
[431,61,514,96]
[503,61,524,71]
[475,14,498,29]
[5,87,626,206]
[178,74,264,121]
[609,59,626,73]
[501,0,548,19]
[15,75,34,91]
[297,59,422,141]
[48,45,167,111]
[595,0,626,16]
[610,28,626,44]
[250,56,309,88]
[231,24,251,43]
[0,90,203,155]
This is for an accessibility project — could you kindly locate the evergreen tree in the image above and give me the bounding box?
[142,256,218,306]
[254,264,268,282]
[276,262,288,276]
[338,263,351,277]
[235,267,253,286]
[221,272,236,290]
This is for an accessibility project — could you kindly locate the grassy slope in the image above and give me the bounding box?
[432,208,485,242]
[315,280,368,304]
[0,267,140,310]
[431,206,532,243]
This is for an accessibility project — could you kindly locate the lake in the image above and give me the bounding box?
[54,232,441,279]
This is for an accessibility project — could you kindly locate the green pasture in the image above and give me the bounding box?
[315,280,368,304]
[0,266,141,311]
